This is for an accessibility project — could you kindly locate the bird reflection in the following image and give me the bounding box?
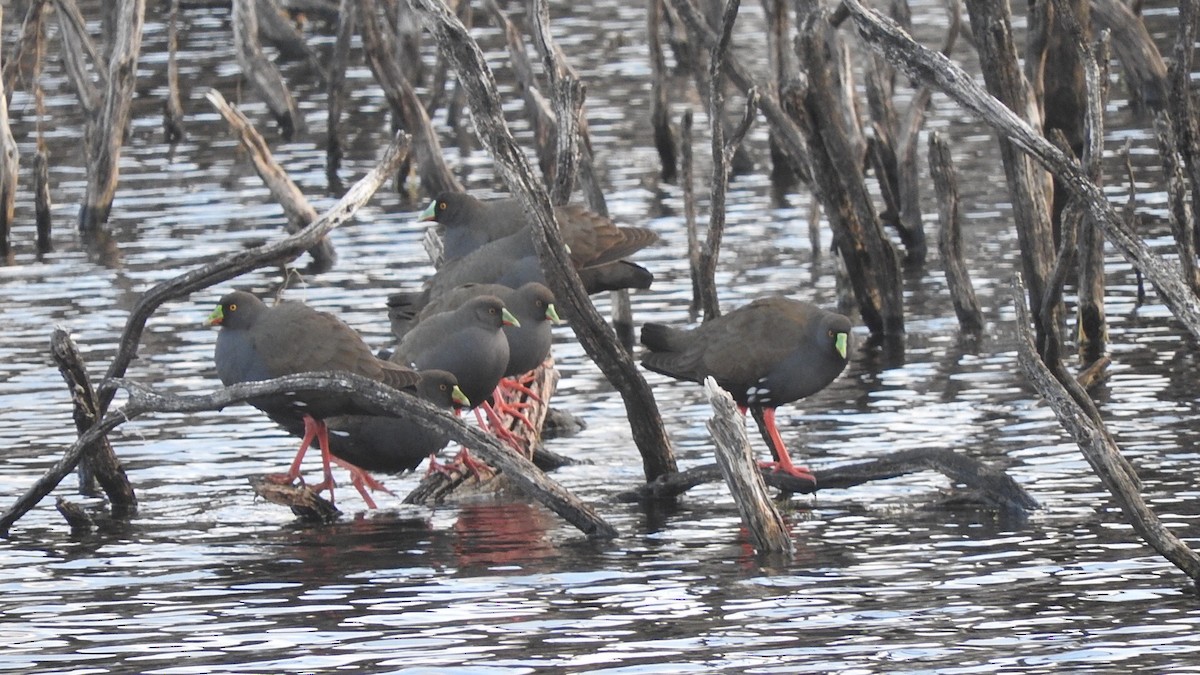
[452,501,556,569]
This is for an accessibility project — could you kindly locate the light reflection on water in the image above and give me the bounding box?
[3,0,1200,673]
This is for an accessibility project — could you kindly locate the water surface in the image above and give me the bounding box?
[2,1,1200,673]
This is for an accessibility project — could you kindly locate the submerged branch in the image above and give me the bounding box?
[620,448,1039,512]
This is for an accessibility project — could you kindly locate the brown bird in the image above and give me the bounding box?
[640,297,852,484]
[206,290,422,507]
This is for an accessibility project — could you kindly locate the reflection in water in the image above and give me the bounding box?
[452,501,557,570]
[2,0,1200,673]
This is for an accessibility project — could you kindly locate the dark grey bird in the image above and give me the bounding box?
[206,290,421,506]
[640,297,852,483]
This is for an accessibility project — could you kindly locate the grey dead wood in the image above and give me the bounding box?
[3,0,50,107]
[620,447,1039,513]
[51,0,103,115]
[359,0,460,198]
[787,3,905,344]
[648,0,678,182]
[325,0,356,185]
[0,133,411,537]
[928,131,983,336]
[112,374,617,539]
[0,7,16,262]
[1090,0,1167,112]
[839,0,1200,345]
[163,0,185,143]
[404,0,678,482]
[232,0,303,140]
[77,0,144,231]
[1166,0,1200,255]
[206,89,337,274]
[705,378,794,557]
[1012,275,1200,591]
[50,329,136,516]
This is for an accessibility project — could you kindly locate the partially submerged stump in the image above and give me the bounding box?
[705,377,793,557]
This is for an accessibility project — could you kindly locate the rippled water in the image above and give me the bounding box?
[3,1,1200,673]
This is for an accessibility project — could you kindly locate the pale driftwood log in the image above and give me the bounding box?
[0,135,411,536]
[325,0,355,185]
[840,0,1200,345]
[1012,275,1200,591]
[0,7,16,262]
[928,131,982,335]
[78,0,144,231]
[359,0,459,198]
[163,0,185,143]
[50,329,136,514]
[407,0,679,483]
[232,0,303,140]
[206,89,337,274]
[1090,0,1167,112]
[110,374,617,539]
[705,378,793,557]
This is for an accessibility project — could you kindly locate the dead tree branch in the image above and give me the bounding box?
[206,89,338,274]
[839,0,1200,344]
[0,134,411,535]
[1012,275,1200,591]
[705,378,793,557]
[115,374,616,539]
[405,0,678,483]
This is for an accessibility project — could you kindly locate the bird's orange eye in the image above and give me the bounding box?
[827,329,834,337]
[230,303,238,312]
[439,201,448,210]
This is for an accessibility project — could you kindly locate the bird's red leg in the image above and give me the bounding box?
[488,384,537,432]
[498,374,541,402]
[451,447,495,479]
[757,407,816,484]
[475,404,527,454]
[329,455,393,509]
[303,417,339,504]
[266,415,318,486]
[425,452,451,476]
